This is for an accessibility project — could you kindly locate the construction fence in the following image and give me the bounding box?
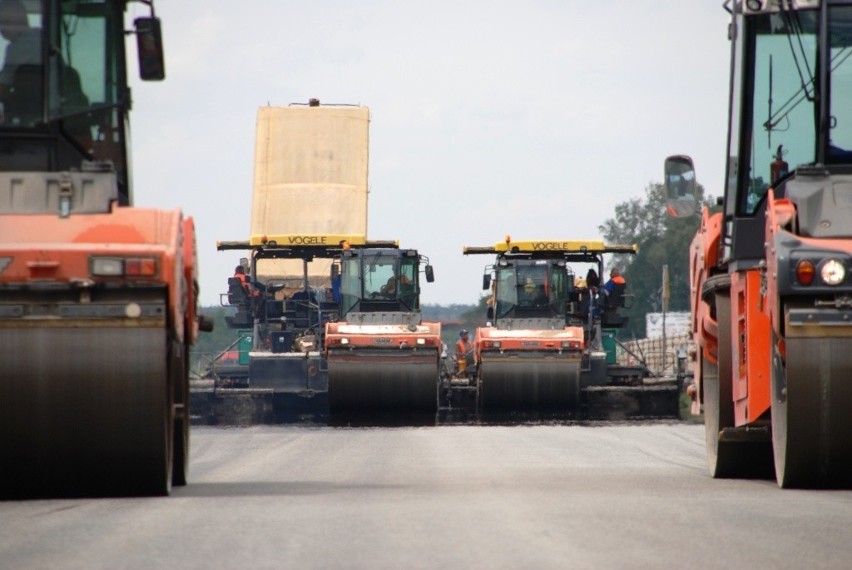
[613,332,694,377]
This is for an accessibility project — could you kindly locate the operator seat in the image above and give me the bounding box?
[225,277,254,328]
[227,277,249,305]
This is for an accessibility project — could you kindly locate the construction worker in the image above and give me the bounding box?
[380,272,412,296]
[603,268,626,295]
[599,268,626,315]
[455,329,474,373]
[585,268,600,292]
[235,265,267,318]
[520,276,538,305]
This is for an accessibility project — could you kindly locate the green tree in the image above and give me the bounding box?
[599,182,712,338]
[424,300,485,346]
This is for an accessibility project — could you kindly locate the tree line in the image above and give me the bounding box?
[599,181,714,338]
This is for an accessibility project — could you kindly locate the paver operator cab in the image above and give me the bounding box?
[666,0,852,487]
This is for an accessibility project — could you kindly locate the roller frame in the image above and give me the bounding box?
[703,292,773,479]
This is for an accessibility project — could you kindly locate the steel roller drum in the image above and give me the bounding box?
[328,350,439,413]
[0,326,172,498]
[772,335,852,488]
[479,353,580,413]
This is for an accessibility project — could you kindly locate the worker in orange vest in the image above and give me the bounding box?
[603,268,626,295]
[380,272,412,296]
[602,268,627,312]
[455,329,474,374]
[235,265,267,317]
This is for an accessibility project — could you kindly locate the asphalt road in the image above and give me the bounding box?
[2,422,852,569]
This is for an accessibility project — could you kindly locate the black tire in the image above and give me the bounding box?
[172,340,190,487]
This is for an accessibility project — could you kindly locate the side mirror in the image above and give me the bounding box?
[425,265,435,283]
[135,17,165,81]
[198,315,214,333]
[331,263,339,280]
[482,273,491,291]
[664,155,698,218]
[486,306,494,320]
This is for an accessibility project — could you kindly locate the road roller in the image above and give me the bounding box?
[324,243,441,415]
[458,238,675,418]
[665,1,852,488]
[0,1,208,498]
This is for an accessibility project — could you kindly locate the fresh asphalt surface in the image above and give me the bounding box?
[2,422,852,569]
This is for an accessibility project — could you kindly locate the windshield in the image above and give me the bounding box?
[828,6,852,164]
[741,10,818,214]
[362,254,398,298]
[340,252,419,312]
[740,7,852,214]
[56,0,124,168]
[494,260,567,318]
[0,1,127,187]
[0,0,44,126]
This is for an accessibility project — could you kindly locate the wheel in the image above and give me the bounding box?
[703,292,735,476]
[704,292,772,478]
[771,323,852,488]
[172,405,189,486]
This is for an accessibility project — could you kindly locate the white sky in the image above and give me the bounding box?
[127,1,731,307]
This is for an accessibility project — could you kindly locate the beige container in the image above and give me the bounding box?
[249,104,370,283]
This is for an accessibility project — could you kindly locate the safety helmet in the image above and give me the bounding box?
[459,329,469,337]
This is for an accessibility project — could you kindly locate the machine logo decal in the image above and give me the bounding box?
[287,235,328,245]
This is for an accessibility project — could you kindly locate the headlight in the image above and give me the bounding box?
[90,256,157,277]
[91,257,123,276]
[820,259,846,286]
